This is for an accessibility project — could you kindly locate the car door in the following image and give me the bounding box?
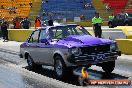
[27,30,41,63]
[119,14,125,25]
[37,29,53,65]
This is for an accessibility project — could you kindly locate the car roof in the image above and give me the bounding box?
[37,23,78,30]
[67,24,78,26]
[118,13,131,15]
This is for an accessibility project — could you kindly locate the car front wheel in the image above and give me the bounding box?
[27,55,42,70]
[101,61,115,73]
[54,55,72,79]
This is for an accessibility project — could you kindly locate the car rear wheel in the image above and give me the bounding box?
[54,55,72,79]
[101,61,115,74]
[108,23,113,28]
[27,55,42,70]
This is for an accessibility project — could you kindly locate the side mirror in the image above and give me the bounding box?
[40,38,49,45]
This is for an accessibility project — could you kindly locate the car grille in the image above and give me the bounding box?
[80,44,110,54]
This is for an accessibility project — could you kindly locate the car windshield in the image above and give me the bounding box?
[48,25,90,40]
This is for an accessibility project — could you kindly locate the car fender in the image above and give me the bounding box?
[24,51,31,59]
[53,49,69,64]
[124,20,129,25]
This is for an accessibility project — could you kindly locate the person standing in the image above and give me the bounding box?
[0,17,5,38]
[20,17,31,29]
[35,17,41,29]
[108,14,114,28]
[0,19,3,38]
[92,12,103,38]
[48,17,53,26]
[13,17,20,29]
[1,21,9,42]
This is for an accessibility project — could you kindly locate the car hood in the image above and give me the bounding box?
[55,35,113,48]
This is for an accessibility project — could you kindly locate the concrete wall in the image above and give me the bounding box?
[8,29,33,42]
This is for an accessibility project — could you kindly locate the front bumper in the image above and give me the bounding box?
[67,51,121,65]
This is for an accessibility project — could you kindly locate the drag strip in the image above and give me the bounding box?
[0,49,23,65]
[0,48,19,55]
[0,59,80,88]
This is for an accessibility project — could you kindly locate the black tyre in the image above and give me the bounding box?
[27,55,42,70]
[108,22,113,28]
[54,55,72,79]
[124,22,128,26]
[101,61,115,73]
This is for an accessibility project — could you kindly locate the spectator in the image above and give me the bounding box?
[0,19,2,26]
[13,17,20,29]
[20,17,31,29]
[20,4,23,6]
[105,4,111,12]
[80,15,85,21]
[1,21,9,42]
[46,0,48,3]
[0,18,3,38]
[1,5,4,9]
[29,2,33,8]
[35,16,41,29]
[0,17,4,25]
[8,7,17,14]
[90,1,93,7]
[84,2,93,9]
[85,3,91,8]
[42,20,48,27]
[42,0,48,3]
[48,17,53,26]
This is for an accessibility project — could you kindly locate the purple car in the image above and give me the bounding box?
[20,24,121,79]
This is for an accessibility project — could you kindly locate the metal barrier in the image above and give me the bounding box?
[8,29,33,42]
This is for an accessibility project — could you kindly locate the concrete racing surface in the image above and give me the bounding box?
[0,50,132,88]
[0,59,78,88]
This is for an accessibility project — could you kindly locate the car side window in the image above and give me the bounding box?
[49,28,63,39]
[39,29,47,42]
[29,30,40,43]
[120,14,125,19]
[116,14,120,19]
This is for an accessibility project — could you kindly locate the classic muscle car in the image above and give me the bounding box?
[20,24,121,79]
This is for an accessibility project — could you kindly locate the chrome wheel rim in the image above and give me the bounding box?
[28,56,32,66]
[55,59,63,76]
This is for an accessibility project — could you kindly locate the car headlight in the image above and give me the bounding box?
[70,47,82,55]
[110,43,117,50]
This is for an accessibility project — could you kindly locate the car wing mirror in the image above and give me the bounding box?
[40,38,49,45]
